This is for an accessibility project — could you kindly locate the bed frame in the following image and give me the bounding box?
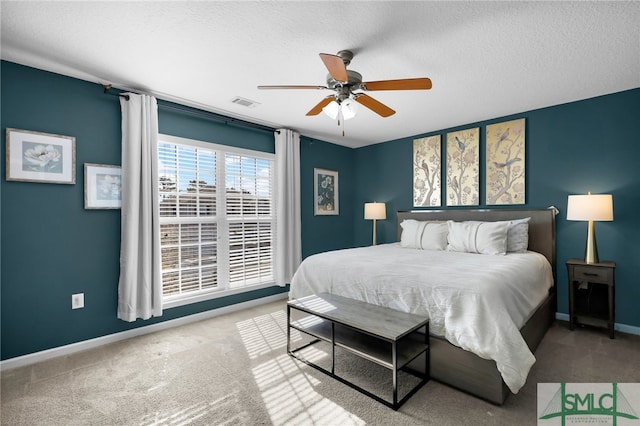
[397,209,556,405]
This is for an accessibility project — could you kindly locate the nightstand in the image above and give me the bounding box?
[566,259,616,338]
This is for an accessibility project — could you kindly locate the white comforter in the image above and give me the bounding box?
[289,243,554,394]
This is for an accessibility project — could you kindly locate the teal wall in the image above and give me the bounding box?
[0,61,354,360]
[300,137,355,258]
[354,88,640,328]
[2,60,638,360]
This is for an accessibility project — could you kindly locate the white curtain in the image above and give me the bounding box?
[117,93,163,321]
[275,129,302,286]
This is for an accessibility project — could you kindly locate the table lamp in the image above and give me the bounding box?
[364,202,386,245]
[566,192,614,264]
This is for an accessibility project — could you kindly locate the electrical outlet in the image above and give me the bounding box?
[72,293,84,309]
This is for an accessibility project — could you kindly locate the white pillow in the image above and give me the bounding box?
[400,220,448,250]
[400,219,423,249]
[446,220,510,255]
[420,222,449,250]
[507,217,530,253]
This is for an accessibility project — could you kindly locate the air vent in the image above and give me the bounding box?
[231,96,260,108]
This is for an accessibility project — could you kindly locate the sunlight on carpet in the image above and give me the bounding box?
[238,309,365,426]
[252,353,365,426]
[236,311,295,359]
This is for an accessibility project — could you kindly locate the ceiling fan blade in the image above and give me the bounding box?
[306,96,335,116]
[319,53,348,82]
[355,94,396,117]
[258,85,327,90]
[363,78,432,91]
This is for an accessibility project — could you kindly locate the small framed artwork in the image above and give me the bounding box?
[314,168,339,215]
[84,163,122,209]
[6,128,76,184]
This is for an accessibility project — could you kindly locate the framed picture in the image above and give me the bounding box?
[6,128,76,184]
[446,127,479,206]
[413,135,442,207]
[486,118,526,205]
[314,168,339,215]
[84,163,122,209]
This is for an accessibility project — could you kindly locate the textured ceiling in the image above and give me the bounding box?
[2,1,639,148]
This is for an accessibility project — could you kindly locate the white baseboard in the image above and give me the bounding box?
[555,312,640,336]
[1,293,288,372]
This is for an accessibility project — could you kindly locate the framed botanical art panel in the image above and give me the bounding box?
[84,163,122,209]
[486,118,525,205]
[314,168,339,215]
[413,135,441,207]
[6,128,76,184]
[446,128,479,206]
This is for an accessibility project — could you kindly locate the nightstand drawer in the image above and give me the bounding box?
[572,266,612,284]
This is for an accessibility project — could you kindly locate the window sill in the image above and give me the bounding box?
[162,282,279,309]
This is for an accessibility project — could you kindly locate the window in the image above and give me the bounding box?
[158,134,275,307]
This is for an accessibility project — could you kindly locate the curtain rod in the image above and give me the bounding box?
[102,84,277,134]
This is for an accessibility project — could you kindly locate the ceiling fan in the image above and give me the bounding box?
[258,50,432,119]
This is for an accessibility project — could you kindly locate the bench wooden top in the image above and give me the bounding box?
[288,293,428,341]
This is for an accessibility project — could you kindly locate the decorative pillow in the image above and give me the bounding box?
[400,219,423,249]
[446,220,510,255]
[507,217,530,253]
[400,220,448,250]
[420,222,449,251]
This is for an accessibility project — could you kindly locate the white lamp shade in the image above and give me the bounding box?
[567,194,614,221]
[341,98,358,120]
[364,202,386,220]
[322,100,340,119]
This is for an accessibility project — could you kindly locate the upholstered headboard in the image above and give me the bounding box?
[396,209,556,278]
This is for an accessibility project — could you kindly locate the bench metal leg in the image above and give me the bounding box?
[392,341,398,407]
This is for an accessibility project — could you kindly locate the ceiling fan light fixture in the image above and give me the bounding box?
[322,100,340,119]
[341,98,358,120]
[259,50,431,121]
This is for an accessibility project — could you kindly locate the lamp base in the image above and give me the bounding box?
[372,219,377,246]
[584,220,599,264]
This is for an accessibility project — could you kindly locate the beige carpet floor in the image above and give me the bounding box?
[2,299,639,425]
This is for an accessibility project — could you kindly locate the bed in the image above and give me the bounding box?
[289,208,556,404]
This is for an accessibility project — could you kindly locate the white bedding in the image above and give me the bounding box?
[289,243,554,394]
